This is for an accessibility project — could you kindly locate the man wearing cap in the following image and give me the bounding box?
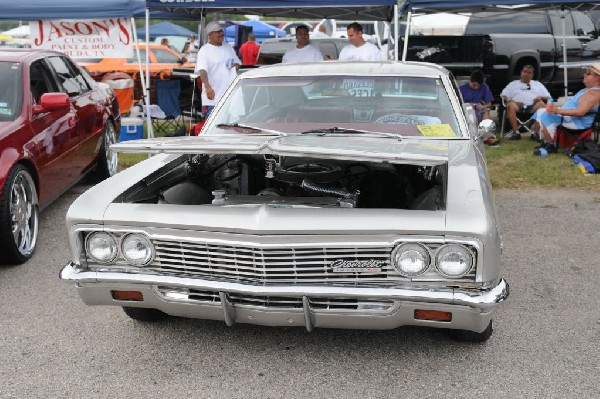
[195,21,241,116]
[533,63,600,155]
[282,25,324,63]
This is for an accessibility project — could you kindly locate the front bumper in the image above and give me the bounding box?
[60,262,509,333]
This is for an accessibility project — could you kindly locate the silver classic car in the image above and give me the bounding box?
[60,62,508,342]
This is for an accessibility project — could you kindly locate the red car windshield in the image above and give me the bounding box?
[0,61,23,121]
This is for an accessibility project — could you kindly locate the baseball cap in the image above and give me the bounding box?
[583,63,600,75]
[206,21,224,34]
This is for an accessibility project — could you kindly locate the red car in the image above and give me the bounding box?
[0,49,120,265]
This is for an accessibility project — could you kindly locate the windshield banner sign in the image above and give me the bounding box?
[30,19,133,59]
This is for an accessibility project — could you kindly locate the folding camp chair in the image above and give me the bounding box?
[152,79,185,136]
[499,97,536,139]
[555,110,600,150]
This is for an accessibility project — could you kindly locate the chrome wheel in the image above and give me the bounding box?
[94,122,119,180]
[10,169,38,257]
[1,165,39,264]
[104,122,119,177]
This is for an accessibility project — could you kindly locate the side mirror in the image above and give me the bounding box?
[478,119,496,138]
[33,92,69,114]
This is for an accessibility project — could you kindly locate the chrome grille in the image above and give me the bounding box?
[151,239,396,284]
[83,233,478,284]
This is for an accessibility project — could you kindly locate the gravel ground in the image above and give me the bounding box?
[0,187,599,398]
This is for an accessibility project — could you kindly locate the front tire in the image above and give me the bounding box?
[122,307,168,321]
[95,121,119,180]
[448,320,493,343]
[0,165,39,265]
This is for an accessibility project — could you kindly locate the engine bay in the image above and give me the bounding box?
[117,154,447,210]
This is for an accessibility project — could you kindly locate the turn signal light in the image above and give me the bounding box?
[111,290,144,301]
[414,309,452,322]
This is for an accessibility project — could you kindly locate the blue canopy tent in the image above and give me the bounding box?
[142,0,400,137]
[400,1,600,97]
[144,0,400,58]
[145,0,397,21]
[0,0,145,19]
[136,21,196,40]
[225,20,286,45]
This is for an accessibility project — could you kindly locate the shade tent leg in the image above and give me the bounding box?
[402,11,412,62]
[145,8,153,138]
[129,17,151,139]
[394,4,399,61]
[561,9,568,98]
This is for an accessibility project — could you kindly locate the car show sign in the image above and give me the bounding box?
[30,19,134,59]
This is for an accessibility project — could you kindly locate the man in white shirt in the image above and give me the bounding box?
[338,22,382,61]
[195,21,241,116]
[282,25,324,63]
[500,64,551,140]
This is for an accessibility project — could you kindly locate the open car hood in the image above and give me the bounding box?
[111,135,451,165]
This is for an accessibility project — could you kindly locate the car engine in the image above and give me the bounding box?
[117,154,447,210]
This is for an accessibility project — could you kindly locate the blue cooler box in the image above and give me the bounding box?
[119,117,144,142]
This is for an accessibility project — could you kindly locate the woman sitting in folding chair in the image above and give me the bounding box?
[533,64,600,156]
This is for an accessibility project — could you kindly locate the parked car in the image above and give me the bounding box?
[401,10,600,97]
[0,49,120,265]
[60,61,509,342]
[77,43,195,81]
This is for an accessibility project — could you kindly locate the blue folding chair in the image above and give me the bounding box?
[153,79,184,136]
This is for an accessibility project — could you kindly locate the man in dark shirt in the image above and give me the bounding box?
[239,34,260,66]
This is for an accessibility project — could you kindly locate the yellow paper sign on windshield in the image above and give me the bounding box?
[417,124,455,137]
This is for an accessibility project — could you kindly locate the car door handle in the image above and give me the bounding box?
[68,117,77,128]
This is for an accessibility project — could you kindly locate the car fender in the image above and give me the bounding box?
[0,147,25,189]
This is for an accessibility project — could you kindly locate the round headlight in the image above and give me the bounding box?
[86,232,118,263]
[435,244,474,278]
[391,243,431,276]
[121,234,154,265]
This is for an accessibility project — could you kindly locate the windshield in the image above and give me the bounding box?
[0,61,22,122]
[206,75,461,138]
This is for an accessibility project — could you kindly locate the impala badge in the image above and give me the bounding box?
[331,259,384,273]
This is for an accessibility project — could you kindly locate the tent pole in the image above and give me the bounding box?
[394,5,398,61]
[561,9,568,98]
[145,8,153,139]
[130,17,149,137]
[402,11,412,62]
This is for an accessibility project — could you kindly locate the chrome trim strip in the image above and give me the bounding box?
[60,263,508,311]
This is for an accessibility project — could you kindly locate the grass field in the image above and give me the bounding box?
[485,138,600,189]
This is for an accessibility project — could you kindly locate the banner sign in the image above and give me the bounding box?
[30,19,133,59]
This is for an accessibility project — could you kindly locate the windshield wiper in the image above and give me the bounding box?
[216,123,285,136]
[301,127,402,140]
